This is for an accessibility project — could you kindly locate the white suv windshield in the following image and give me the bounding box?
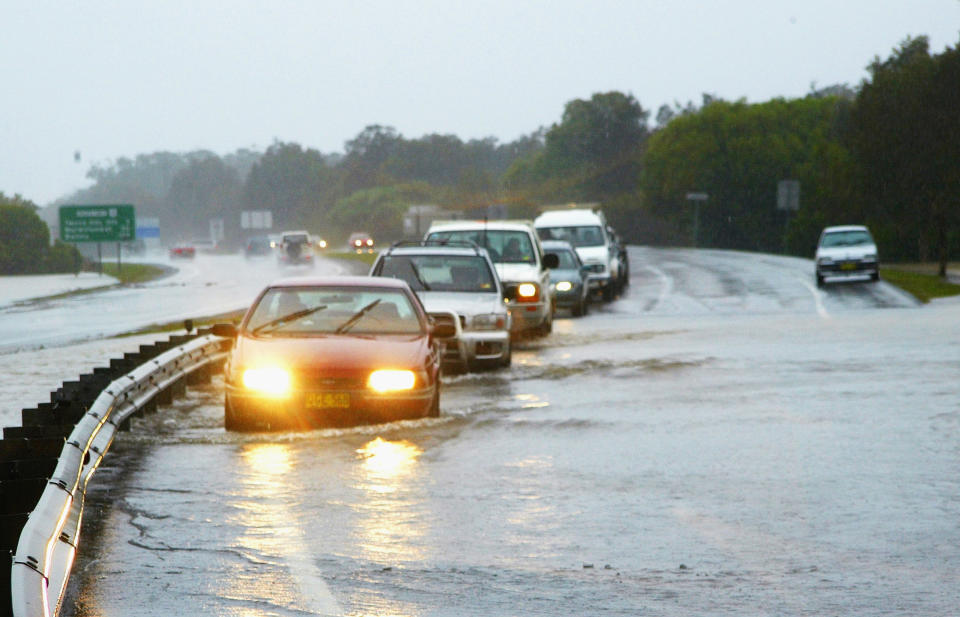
[537,225,605,247]
[426,230,535,264]
[378,254,497,292]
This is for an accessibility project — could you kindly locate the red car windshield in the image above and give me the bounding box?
[245,286,423,336]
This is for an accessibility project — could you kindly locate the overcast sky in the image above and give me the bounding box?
[2,0,958,205]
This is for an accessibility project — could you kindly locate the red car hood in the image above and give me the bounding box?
[234,333,429,372]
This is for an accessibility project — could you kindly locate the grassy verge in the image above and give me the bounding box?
[97,262,172,284]
[118,308,247,337]
[881,267,960,303]
[325,250,378,267]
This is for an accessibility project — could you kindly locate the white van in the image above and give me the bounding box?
[534,208,623,301]
[424,220,558,336]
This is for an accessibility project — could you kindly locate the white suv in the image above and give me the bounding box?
[424,220,558,336]
[815,225,880,287]
[534,208,623,301]
[370,241,511,371]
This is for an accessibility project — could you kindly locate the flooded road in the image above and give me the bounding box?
[37,247,960,615]
[0,253,354,353]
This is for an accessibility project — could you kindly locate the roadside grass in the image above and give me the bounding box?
[325,250,378,266]
[119,308,247,337]
[881,265,960,303]
[97,262,172,284]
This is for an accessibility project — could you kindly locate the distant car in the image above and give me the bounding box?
[349,232,375,253]
[541,240,591,316]
[191,237,219,254]
[213,276,452,431]
[370,241,512,372]
[815,225,880,287]
[315,238,328,251]
[244,235,273,257]
[169,244,195,259]
[278,230,314,266]
[424,220,558,337]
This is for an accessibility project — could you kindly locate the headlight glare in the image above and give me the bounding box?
[242,367,291,397]
[368,369,416,392]
[555,281,573,292]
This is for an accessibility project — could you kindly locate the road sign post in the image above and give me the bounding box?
[685,192,709,247]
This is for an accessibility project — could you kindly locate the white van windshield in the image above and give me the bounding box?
[537,225,605,247]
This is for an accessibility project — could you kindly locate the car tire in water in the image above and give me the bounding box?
[816,273,825,288]
[572,296,588,317]
[224,396,251,432]
[500,341,512,367]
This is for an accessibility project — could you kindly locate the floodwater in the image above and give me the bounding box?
[10,247,960,616]
[0,252,356,354]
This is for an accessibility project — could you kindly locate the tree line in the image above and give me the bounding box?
[25,33,959,276]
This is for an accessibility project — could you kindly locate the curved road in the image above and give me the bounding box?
[45,247,960,616]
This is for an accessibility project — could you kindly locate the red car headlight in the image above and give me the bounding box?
[368,370,416,393]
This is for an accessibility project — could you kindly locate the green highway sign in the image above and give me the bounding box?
[60,204,136,242]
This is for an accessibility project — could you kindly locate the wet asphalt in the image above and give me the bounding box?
[33,247,960,616]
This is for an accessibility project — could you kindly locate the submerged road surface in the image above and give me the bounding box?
[51,247,960,616]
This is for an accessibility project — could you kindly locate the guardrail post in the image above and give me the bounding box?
[0,436,65,617]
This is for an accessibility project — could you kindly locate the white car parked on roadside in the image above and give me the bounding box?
[815,225,880,287]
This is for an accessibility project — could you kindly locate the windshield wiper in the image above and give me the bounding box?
[334,299,381,334]
[253,305,327,334]
[408,260,431,290]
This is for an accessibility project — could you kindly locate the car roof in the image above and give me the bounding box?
[382,245,488,257]
[427,220,537,233]
[534,209,604,227]
[822,225,870,233]
[266,276,412,290]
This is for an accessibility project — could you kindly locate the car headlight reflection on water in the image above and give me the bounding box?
[242,367,292,397]
[368,369,416,393]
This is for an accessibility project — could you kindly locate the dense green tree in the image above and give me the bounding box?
[504,91,648,203]
[0,193,52,274]
[847,36,960,273]
[241,142,339,234]
[327,183,436,240]
[165,156,242,242]
[641,97,854,253]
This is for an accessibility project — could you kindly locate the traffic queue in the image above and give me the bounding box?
[216,206,628,431]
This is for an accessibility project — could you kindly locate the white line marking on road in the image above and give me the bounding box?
[797,276,829,319]
[646,265,672,310]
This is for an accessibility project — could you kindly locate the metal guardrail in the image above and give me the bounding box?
[8,334,229,617]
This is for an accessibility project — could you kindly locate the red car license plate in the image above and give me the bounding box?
[305,392,350,409]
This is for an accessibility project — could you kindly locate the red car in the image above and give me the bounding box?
[169,244,196,259]
[213,276,453,431]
